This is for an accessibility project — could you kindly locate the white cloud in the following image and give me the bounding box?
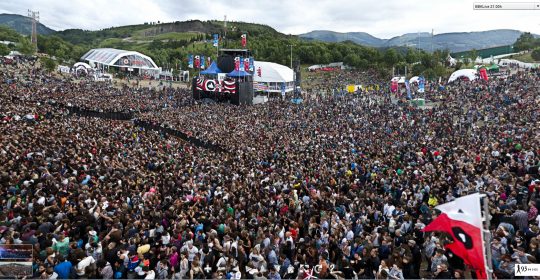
[0,0,539,37]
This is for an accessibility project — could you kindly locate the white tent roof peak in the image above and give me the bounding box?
[448,69,478,83]
[253,61,293,83]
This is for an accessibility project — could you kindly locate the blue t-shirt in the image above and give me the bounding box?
[54,261,72,279]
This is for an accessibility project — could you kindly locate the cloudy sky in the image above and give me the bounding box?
[1,0,539,38]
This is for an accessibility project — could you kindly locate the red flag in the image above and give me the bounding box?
[391,81,398,93]
[195,55,200,69]
[241,34,247,47]
[243,58,250,72]
[423,193,487,279]
[479,68,488,81]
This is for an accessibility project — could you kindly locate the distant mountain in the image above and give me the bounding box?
[300,30,384,46]
[300,29,532,52]
[0,13,55,36]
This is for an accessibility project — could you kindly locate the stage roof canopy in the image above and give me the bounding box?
[81,48,159,70]
[201,62,222,75]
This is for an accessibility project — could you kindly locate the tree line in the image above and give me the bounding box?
[0,23,458,79]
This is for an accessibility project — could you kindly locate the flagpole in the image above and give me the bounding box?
[482,195,494,280]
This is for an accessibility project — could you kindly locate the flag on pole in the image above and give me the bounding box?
[200,56,206,69]
[479,68,489,81]
[234,57,240,71]
[241,34,247,47]
[243,58,250,72]
[422,193,487,279]
[213,34,219,47]
[194,55,200,69]
[405,80,412,99]
[249,57,254,72]
[418,76,425,93]
[188,54,194,69]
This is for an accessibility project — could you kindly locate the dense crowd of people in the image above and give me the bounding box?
[1,61,540,280]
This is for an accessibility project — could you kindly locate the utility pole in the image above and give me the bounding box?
[223,15,227,39]
[431,28,434,53]
[417,31,420,51]
[28,9,39,52]
[288,44,293,69]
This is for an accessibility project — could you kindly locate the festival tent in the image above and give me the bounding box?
[73,62,93,74]
[448,69,477,83]
[447,55,457,67]
[253,61,294,93]
[391,76,406,84]
[485,64,499,72]
[227,70,252,77]
[73,62,92,69]
[409,76,420,84]
[253,61,293,83]
[201,62,222,75]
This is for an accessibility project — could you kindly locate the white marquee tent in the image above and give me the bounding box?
[253,61,294,93]
[448,69,478,83]
[409,76,419,84]
[391,76,406,84]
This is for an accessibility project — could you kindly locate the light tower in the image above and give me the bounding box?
[27,9,39,51]
[223,15,227,39]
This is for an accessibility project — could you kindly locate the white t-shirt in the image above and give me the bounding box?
[144,270,156,279]
[161,233,170,245]
[187,246,198,262]
[76,256,96,276]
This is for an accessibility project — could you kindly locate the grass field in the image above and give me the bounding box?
[509,52,539,63]
[132,31,200,41]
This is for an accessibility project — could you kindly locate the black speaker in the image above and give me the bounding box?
[218,55,234,73]
[294,60,301,87]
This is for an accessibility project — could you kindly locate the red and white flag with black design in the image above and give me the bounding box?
[423,193,487,279]
[241,34,247,47]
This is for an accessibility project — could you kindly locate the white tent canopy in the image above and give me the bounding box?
[81,48,159,70]
[253,61,293,83]
[73,62,92,69]
[391,76,406,84]
[448,69,478,83]
[409,76,419,84]
[253,61,294,93]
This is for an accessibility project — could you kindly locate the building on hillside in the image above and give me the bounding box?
[80,48,161,77]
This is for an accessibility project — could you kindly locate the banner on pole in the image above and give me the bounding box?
[249,57,254,72]
[200,56,206,69]
[188,54,194,69]
[243,58,250,72]
[194,55,200,69]
[213,34,219,47]
[241,34,247,47]
[418,76,425,93]
[234,57,240,71]
[405,80,412,99]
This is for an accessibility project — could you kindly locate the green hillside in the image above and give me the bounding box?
[0,17,458,80]
[0,13,55,35]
